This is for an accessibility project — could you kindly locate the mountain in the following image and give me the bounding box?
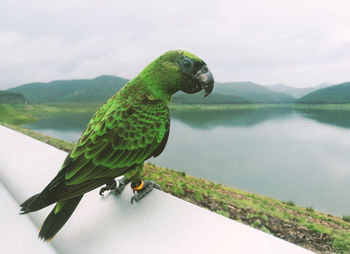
[266,83,332,99]
[7,75,128,103]
[0,91,26,104]
[7,76,295,104]
[213,82,295,103]
[297,82,350,104]
[172,91,252,104]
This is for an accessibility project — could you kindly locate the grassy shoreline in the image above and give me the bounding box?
[169,103,294,110]
[0,103,100,125]
[170,102,350,111]
[2,122,349,253]
[4,102,350,125]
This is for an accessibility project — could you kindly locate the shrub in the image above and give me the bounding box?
[286,200,295,206]
[343,215,350,223]
[306,206,314,212]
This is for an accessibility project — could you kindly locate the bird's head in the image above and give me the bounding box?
[140,50,214,101]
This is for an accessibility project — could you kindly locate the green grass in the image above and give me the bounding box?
[172,102,350,111]
[171,103,350,111]
[169,103,294,111]
[293,103,350,110]
[0,104,36,124]
[0,103,100,126]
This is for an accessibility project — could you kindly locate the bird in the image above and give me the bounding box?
[20,49,214,241]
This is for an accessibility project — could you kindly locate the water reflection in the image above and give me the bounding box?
[171,108,295,129]
[24,112,93,131]
[296,109,350,129]
[23,112,93,142]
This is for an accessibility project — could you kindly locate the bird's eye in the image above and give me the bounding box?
[183,59,191,68]
[180,57,194,73]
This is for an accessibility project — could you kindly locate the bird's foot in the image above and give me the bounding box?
[99,180,117,196]
[114,177,129,195]
[130,180,162,204]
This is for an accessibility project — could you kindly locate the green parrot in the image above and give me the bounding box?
[20,50,214,241]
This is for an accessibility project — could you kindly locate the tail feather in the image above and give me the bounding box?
[20,194,40,214]
[20,170,66,214]
[39,195,83,241]
[20,192,53,214]
[20,169,110,214]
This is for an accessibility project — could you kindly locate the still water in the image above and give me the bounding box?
[23,108,350,216]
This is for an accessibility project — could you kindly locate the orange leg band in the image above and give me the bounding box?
[132,180,144,191]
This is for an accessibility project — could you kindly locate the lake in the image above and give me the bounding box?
[23,107,350,216]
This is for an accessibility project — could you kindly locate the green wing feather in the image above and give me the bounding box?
[62,84,170,186]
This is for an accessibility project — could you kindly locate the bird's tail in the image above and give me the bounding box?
[39,195,83,241]
[20,170,66,214]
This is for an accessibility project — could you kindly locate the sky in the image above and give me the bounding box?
[1,0,350,89]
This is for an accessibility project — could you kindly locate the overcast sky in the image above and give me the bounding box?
[1,0,350,89]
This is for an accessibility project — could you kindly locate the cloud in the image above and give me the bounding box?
[0,0,350,89]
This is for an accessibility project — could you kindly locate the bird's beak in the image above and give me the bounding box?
[195,65,214,97]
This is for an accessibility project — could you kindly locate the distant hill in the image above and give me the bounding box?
[172,91,251,104]
[0,91,26,104]
[296,82,350,104]
[213,82,295,103]
[266,83,332,99]
[163,81,296,104]
[297,82,350,104]
[7,76,296,104]
[8,75,128,103]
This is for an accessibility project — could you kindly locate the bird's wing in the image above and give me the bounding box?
[62,96,170,186]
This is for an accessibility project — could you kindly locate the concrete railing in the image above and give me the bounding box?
[0,125,315,254]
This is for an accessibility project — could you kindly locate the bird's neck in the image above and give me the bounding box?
[136,74,175,104]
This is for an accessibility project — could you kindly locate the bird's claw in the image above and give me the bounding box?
[99,180,117,196]
[130,180,162,204]
[99,177,131,196]
[114,179,127,195]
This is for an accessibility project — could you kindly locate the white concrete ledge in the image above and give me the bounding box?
[0,125,315,254]
[0,183,56,254]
